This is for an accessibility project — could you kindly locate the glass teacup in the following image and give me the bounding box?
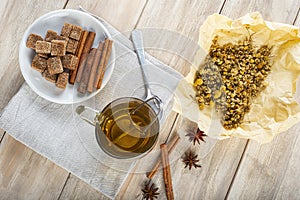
[76,96,161,159]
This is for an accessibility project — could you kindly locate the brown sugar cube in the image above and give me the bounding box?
[45,30,58,42]
[35,41,51,54]
[61,23,73,37]
[51,40,66,56]
[37,53,49,59]
[47,57,63,75]
[31,55,47,72]
[26,33,43,49]
[69,25,83,40]
[55,35,69,47]
[56,72,69,89]
[42,69,57,83]
[66,38,79,54]
[62,54,79,70]
[57,35,69,42]
[45,30,69,42]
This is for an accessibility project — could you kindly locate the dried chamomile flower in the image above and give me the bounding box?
[193,31,273,130]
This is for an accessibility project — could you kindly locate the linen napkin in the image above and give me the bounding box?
[0,11,183,199]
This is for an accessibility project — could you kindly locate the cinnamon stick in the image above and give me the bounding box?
[93,38,109,88]
[76,31,96,83]
[87,42,104,93]
[69,30,89,84]
[161,143,174,200]
[95,39,113,89]
[147,134,180,179]
[78,48,96,94]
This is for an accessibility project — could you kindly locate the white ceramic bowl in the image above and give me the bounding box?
[19,9,115,104]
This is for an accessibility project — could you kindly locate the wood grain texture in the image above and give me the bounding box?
[0,128,4,142]
[65,0,147,35]
[227,10,300,199]
[0,0,71,199]
[134,0,226,76]
[295,9,300,26]
[117,114,248,199]
[58,174,110,200]
[0,135,69,200]
[0,0,66,112]
[228,125,300,199]
[222,0,299,23]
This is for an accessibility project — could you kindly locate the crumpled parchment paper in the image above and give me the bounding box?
[173,12,300,143]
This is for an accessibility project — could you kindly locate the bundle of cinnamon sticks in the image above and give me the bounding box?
[69,30,113,94]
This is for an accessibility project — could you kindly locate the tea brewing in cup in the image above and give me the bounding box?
[76,97,161,159]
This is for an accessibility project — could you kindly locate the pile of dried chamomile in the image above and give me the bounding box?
[193,33,272,130]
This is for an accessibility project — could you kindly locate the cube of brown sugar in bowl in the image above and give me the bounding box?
[47,57,63,75]
[31,55,47,72]
[56,72,69,89]
[62,54,78,70]
[35,41,51,54]
[51,40,67,56]
[61,23,73,37]
[69,25,83,40]
[66,38,79,54]
[42,70,57,83]
[45,30,59,42]
[26,33,43,50]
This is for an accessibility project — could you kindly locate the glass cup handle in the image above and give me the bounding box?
[75,105,99,126]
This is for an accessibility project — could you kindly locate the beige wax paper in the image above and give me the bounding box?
[173,12,300,143]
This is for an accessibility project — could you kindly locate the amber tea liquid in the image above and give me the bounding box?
[96,99,159,158]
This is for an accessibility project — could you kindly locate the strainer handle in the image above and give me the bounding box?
[132,30,155,100]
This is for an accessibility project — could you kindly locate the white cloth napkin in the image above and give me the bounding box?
[0,12,182,199]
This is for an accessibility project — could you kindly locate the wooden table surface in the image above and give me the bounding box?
[1,0,300,199]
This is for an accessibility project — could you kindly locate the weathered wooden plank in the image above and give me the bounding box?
[227,9,300,199]
[65,0,147,35]
[227,125,300,199]
[0,128,4,142]
[221,0,299,23]
[58,174,110,200]
[0,0,67,112]
[116,0,251,199]
[0,135,69,199]
[0,0,71,199]
[133,0,227,76]
[294,8,300,24]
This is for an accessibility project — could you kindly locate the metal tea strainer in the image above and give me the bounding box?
[130,29,163,128]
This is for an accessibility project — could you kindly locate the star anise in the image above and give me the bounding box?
[182,151,201,170]
[141,179,159,200]
[185,128,207,145]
